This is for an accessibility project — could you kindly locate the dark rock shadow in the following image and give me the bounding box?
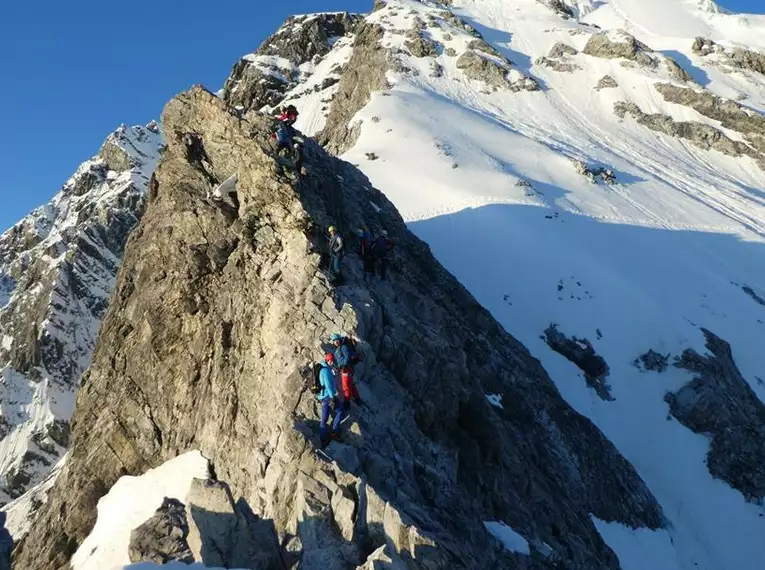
[0,512,12,570]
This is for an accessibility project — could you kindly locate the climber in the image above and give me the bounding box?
[331,333,363,413]
[328,226,344,281]
[357,227,375,282]
[277,104,299,128]
[372,230,394,280]
[317,352,343,447]
[271,105,305,175]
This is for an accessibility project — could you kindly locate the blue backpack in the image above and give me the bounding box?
[275,124,291,148]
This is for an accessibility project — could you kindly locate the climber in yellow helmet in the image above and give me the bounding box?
[328,225,344,283]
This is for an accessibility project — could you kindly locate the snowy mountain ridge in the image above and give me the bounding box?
[5,0,765,569]
[0,122,162,508]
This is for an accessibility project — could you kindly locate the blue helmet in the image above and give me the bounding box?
[330,333,342,342]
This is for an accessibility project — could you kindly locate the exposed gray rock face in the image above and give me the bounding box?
[317,23,390,155]
[614,100,765,168]
[692,37,765,75]
[536,57,580,73]
[654,83,765,154]
[14,86,663,570]
[583,31,658,68]
[0,124,162,503]
[438,10,482,38]
[467,39,503,59]
[404,28,442,58]
[692,37,722,56]
[667,329,765,501]
[128,498,193,564]
[185,478,281,570]
[571,159,616,184]
[539,0,575,18]
[223,13,362,113]
[665,58,694,82]
[595,75,619,90]
[457,50,540,92]
[634,350,670,373]
[544,325,613,401]
[549,42,578,58]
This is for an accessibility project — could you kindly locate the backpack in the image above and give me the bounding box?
[311,362,323,393]
[344,337,362,365]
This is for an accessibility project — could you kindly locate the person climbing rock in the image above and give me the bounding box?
[271,105,305,175]
[331,333,363,413]
[277,104,299,128]
[328,226,344,282]
[357,228,375,282]
[317,352,343,447]
[372,230,394,280]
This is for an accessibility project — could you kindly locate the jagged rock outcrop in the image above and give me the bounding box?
[571,159,616,184]
[185,478,281,569]
[667,329,765,501]
[128,498,193,564]
[654,83,765,153]
[0,124,162,503]
[317,22,391,154]
[634,350,669,373]
[595,75,619,90]
[13,86,664,570]
[536,42,580,72]
[692,37,765,76]
[457,49,540,92]
[614,100,765,168]
[584,30,691,82]
[404,24,442,58]
[584,30,658,68]
[223,13,363,113]
[544,325,613,401]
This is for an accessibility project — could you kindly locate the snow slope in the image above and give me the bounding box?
[276,0,765,568]
[0,123,162,506]
[72,451,210,570]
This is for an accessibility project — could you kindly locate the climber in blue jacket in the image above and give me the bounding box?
[318,352,343,447]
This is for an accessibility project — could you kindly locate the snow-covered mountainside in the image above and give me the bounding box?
[223,0,765,568]
[0,123,162,507]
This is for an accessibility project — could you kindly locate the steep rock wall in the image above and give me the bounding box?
[14,87,663,570]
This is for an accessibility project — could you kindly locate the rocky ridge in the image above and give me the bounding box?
[13,85,664,570]
[0,123,162,505]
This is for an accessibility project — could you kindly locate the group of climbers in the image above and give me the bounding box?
[182,103,398,450]
[325,225,394,284]
[313,333,364,447]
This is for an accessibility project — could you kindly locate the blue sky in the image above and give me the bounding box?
[0,0,762,232]
[0,0,370,232]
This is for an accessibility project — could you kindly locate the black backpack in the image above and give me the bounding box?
[311,362,323,393]
[344,337,362,365]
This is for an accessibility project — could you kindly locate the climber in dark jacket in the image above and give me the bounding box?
[317,352,343,447]
[372,231,394,280]
[328,226,344,280]
[357,228,375,282]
